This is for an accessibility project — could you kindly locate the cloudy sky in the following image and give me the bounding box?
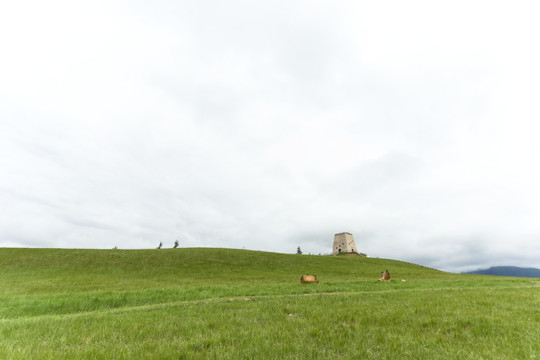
[1,1,540,272]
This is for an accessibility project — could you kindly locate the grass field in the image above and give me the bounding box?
[0,247,539,359]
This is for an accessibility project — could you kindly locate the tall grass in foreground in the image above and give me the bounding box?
[1,248,539,359]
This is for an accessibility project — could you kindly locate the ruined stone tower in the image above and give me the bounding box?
[332,232,358,255]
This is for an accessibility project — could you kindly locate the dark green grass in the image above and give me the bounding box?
[1,247,539,359]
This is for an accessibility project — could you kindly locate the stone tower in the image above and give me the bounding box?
[332,232,358,255]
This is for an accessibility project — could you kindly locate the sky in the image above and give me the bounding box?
[1,1,540,273]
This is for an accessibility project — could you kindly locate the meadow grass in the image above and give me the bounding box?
[1,248,539,359]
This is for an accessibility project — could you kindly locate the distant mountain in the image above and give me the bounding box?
[463,266,540,278]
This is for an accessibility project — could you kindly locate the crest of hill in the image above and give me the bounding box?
[0,247,453,293]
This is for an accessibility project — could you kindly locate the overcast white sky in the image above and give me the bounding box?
[1,1,540,272]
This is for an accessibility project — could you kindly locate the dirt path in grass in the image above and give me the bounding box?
[2,282,537,324]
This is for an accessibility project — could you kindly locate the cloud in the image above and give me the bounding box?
[1,1,540,272]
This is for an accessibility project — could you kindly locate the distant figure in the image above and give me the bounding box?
[157,242,162,249]
[300,274,319,284]
[173,240,179,249]
[378,270,391,281]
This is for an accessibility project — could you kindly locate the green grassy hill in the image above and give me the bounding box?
[1,248,538,359]
[0,247,448,291]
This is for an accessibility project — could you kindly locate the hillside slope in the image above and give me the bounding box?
[0,246,463,320]
[0,247,450,294]
[1,247,538,359]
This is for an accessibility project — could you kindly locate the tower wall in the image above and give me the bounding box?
[332,232,357,255]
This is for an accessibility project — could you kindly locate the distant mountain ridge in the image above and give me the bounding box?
[463,266,540,278]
